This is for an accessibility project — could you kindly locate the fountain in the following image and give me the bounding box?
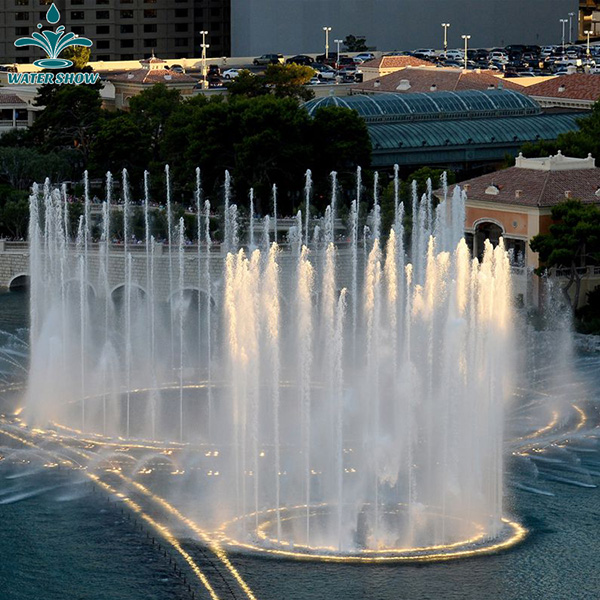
[24,167,522,561]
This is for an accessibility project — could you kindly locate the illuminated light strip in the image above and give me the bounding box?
[121,477,258,600]
[3,420,222,600]
[87,474,221,600]
[572,404,587,432]
[219,504,489,556]
[216,517,526,563]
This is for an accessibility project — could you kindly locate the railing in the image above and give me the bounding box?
[550,266,600,278]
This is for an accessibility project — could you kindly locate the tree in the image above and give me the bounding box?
[530,199,600,311]
[60,45,91,70]
[30,84,103,158]
[128,84,182,164]
[227,64,315,101]
[343,35,368,52]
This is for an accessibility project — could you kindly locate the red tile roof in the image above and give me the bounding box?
[361,56,434,69]
[0,93,26,105]
[523,73,600,101]
[354,67,524,94]
[443,165,600,208]
[109,69,195,85]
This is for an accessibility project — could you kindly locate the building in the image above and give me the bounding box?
[523,73,600,110]
[441,152,600,306]
[231,0,578,56]
[0,91,35,131]
[304,90,583,170]
[360,56,434,82]
[0,0,230,65]
[353,66,525,94]
[107,55,196,110]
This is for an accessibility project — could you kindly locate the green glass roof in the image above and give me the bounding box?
[304,90,541,123]
[368,113,581,151]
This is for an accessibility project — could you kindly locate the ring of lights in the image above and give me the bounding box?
[217,504,526,563]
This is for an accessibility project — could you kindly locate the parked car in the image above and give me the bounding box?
[443,49,464,61]
[253,54,284,66]
[354,52,375,62]
[312,63,337,80]
[413,48,436,59]
[307,76,322,85]
[489,51,509,63]
[169,64,185,74]
[286,54,314,66]
[222,68,241,79]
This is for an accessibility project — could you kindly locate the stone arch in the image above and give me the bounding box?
[8,273,29,291]
[110,283,148,301]
[473,219,504,261]
[64,278,97,297]
[167,286,216,307]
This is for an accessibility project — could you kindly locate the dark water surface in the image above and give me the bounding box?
[2,289,600,600]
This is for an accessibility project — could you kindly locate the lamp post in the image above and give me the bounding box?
[199,30,209,89]
[585,29,593,58]
[323,26,332,59]
[442,23,450,54]
[568,12,575,44]
[461,34,470,70]
[334,38,342,65]
[560,18,568,50]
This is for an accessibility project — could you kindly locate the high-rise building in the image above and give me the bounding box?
[0,0,230,64]
[231,0,579,56]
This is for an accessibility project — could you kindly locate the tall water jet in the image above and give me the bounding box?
[304,170,312,246]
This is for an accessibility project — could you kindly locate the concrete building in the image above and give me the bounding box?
[0,0,230,65]
[231,0,578,56]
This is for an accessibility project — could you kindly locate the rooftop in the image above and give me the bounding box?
[0,93,26,106]
[353,66,524,94]
[360,55,434,70]
[108,56,196,85]
[515,151,596,171]
[442,154,600,208]
[523,73,600,101]
[304,89,541,123]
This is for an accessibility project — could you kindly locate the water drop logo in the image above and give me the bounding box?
[14,3,93,69]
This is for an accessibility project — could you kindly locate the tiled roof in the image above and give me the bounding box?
[361,56,434,69]
[443,164,600,208]
[109,69,195,84]
[354,67,524,94]
[0,93,26,105]
[523,73,600,101]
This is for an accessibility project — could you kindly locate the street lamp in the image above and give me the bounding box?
[568,12,575,44]
[334,38,342,64]
[323,26,332,59]
[199,30,209,89]
[560,19,568,50]
[585,30,593,58]
[442,23,450,53]
[461,34,470,70]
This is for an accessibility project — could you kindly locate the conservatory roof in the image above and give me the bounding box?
[304,89,541,123]
[368,113,581,152]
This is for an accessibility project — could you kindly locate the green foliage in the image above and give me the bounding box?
[227,65,315,101]
[531,199,600,310]
[30,84,102,158]
[343,35,368,52]
[0,147,80,189]
[60,45,91,70]
[575,285,600,333]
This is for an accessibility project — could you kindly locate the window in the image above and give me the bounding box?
[175,23,188,32]
[120,54,134,60]
[120,39,134,48]
[120,9,133,18]
[96,54,110,60]
[15,0,29,6]
[96,0,109,3]
[144,24,157,32]
[120,24,134,33]
[96,10,109,18]
[96,25,109,34]
[71,0,84,4]
[143,9,157,17]
[15,26,29,35]
[175,38,187,47]
[15,12,29,20]
[96,40,110,49]
[71,26,85,34]
[211,7,220,17]
[174,8,187,17]
[39,0,52,4]
[144,38,157,47]
[71,11,84,19]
